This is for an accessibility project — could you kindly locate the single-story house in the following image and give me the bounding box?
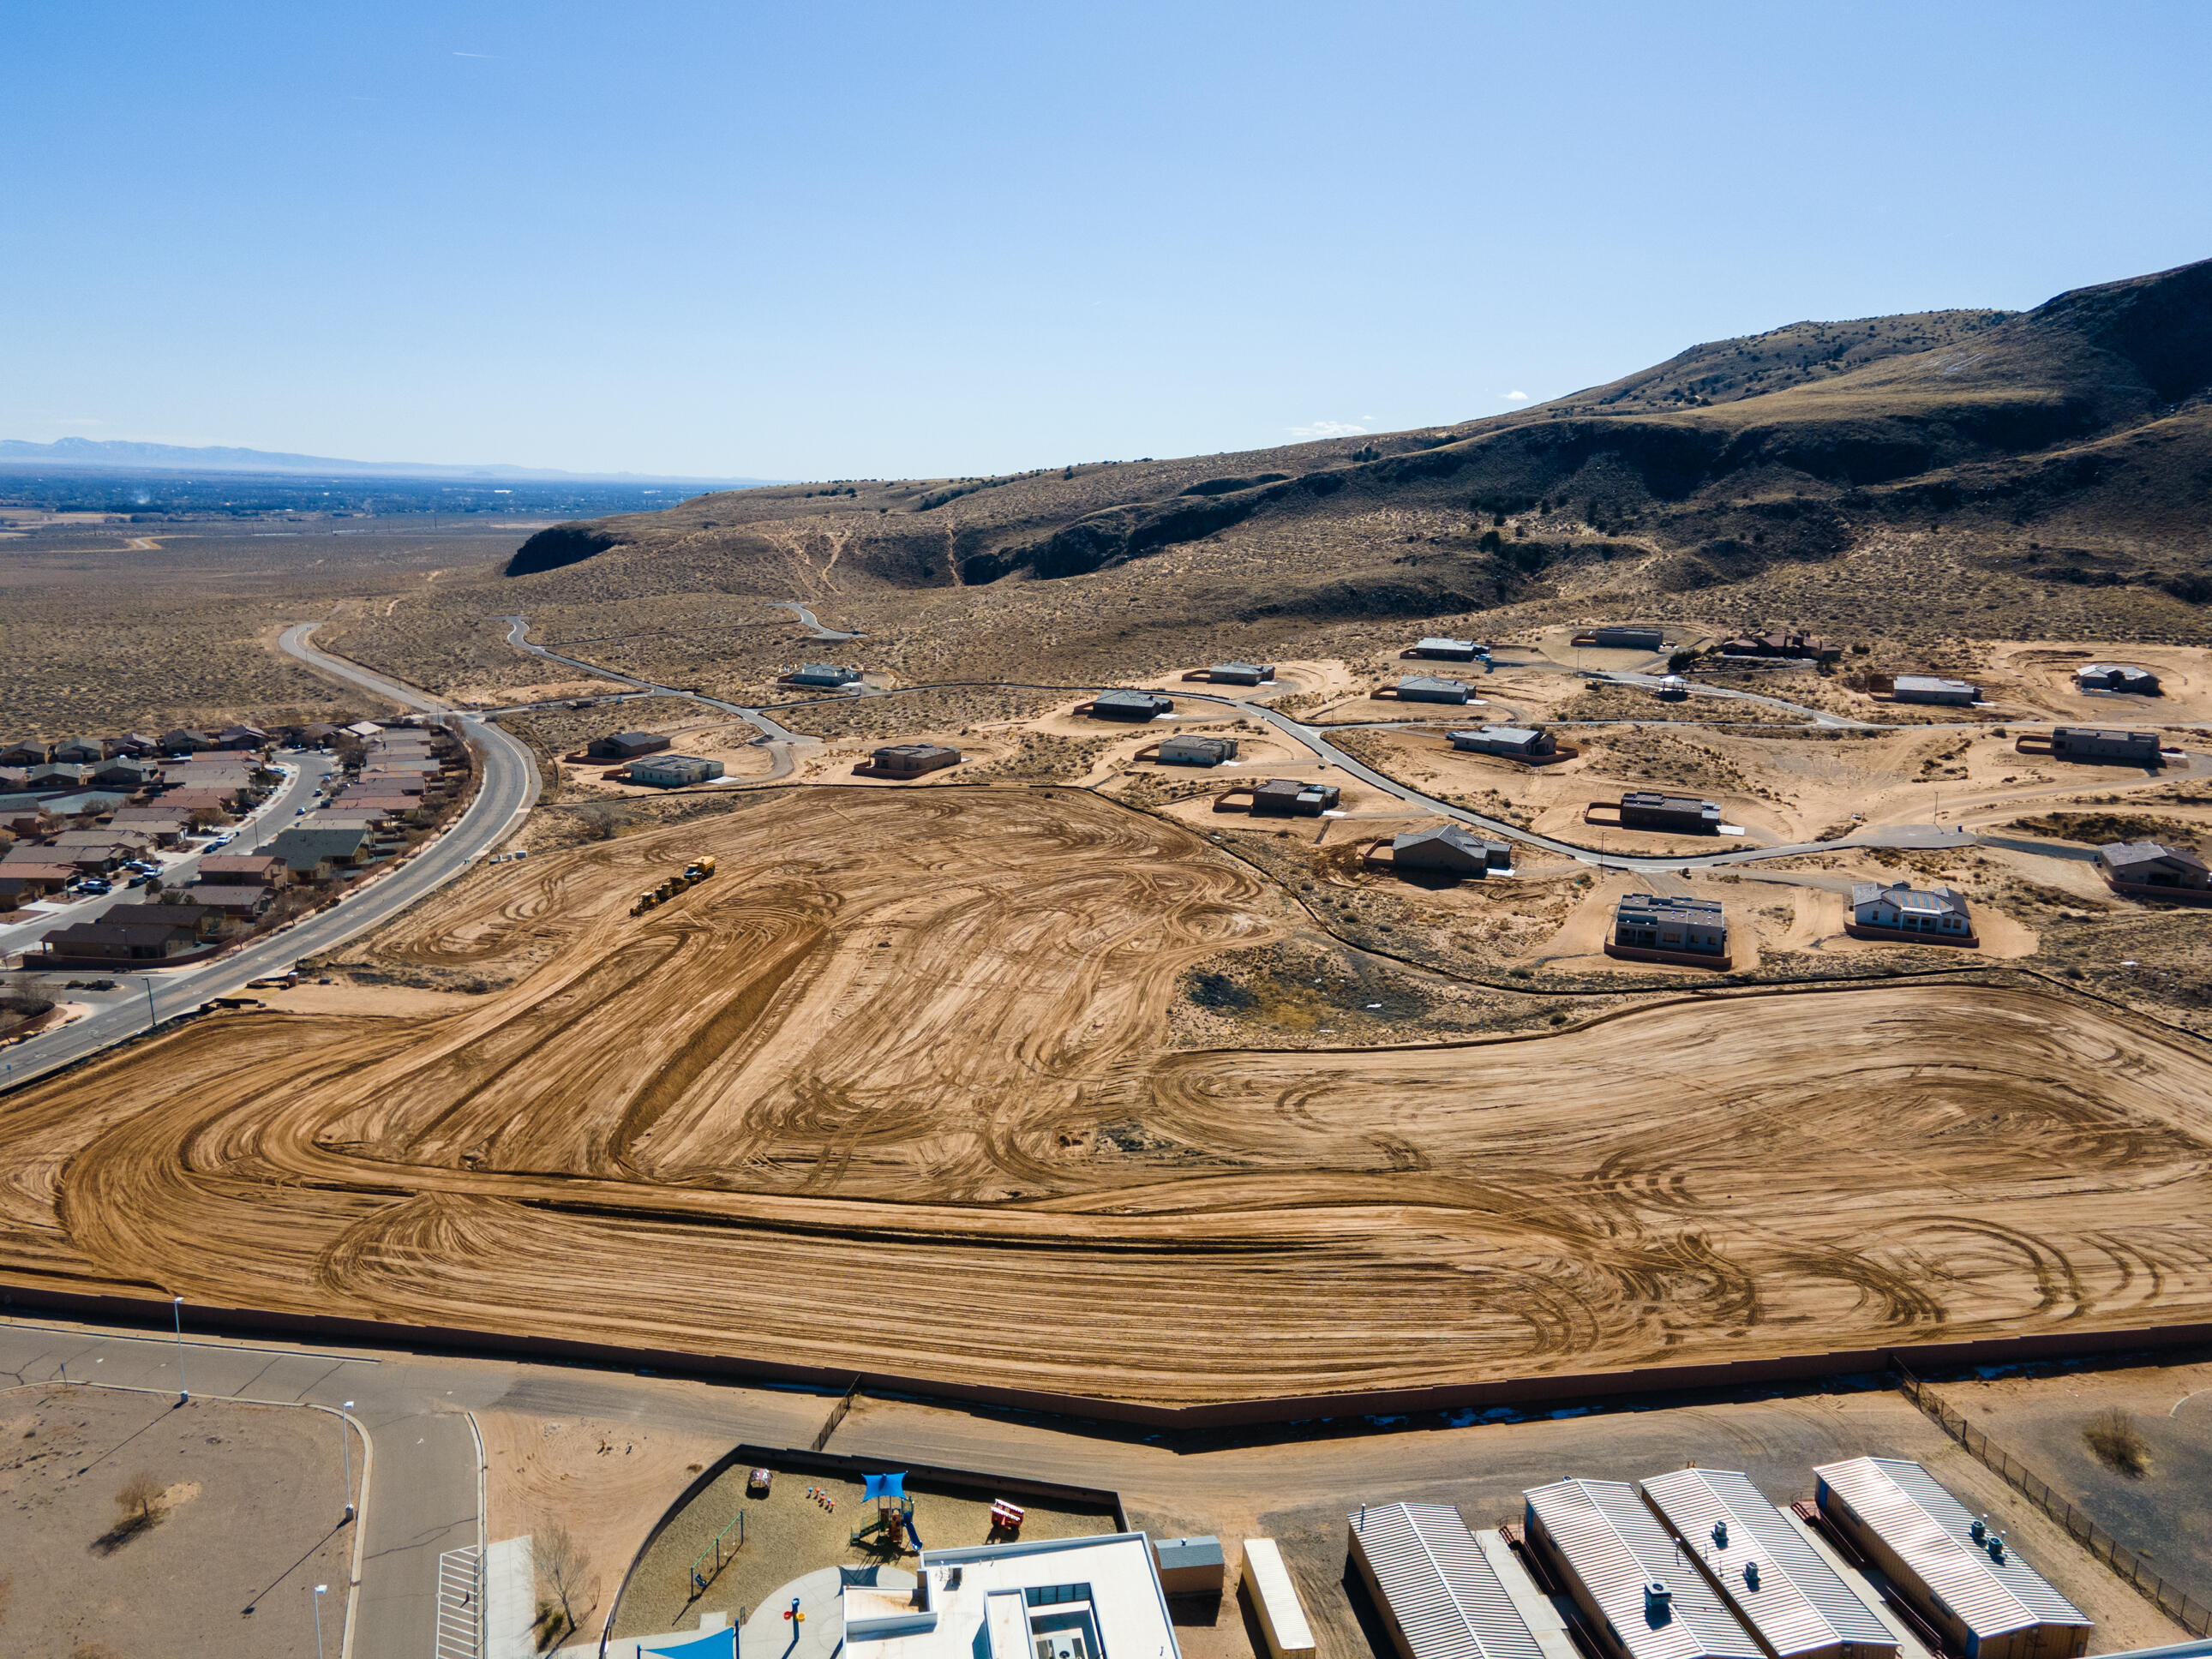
[0,862,76,896]
[1449,725,1554,758]
[157,788,237,821]
[1850,880,1974,939]
[92,758,162,788]
[1892,674,1979,705]
[1159,734,1238,766]
[1391,824,1510,874]
[104,812,190,846]
[1250,778,1340,816]
[1206,662,1274,685]
[342,721,385,740]
[102,901,225,942]
[294,722,342,746]
[0,740,52,767]
[197,854,287,888]
[216,724,269,750]
[264,824,374,880]
[34,920,205,964]
[587,730,672,760]
[159,728,216,753]
[24,764,90,790]
[1613,893,1729,956]
[2075,663,2161,694]
[784,662,863,687]
[1407,637,1482,661]
[113,733,160,757]
[1089,690,1175,721]
[1575,625,1664,650]
[629,753,725,787]
[54,736,112,764]
[333,796,424,823]
[871,743,961,777]
[1619,791,1722,833]
[183,883,274,919]
[2097,840,2210,891]
[2049,726,2163,764]
[1718,631,1833,659]
[1392,674,1472,704]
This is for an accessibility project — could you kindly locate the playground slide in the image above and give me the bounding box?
[903,1513,925,1552]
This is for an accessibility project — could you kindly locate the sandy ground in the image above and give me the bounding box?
[5,788,2212,1410]
[0,1384,354,1659]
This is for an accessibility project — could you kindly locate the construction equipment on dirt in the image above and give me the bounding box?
[631,854,719,915]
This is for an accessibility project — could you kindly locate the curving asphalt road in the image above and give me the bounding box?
[770,599,865,640]
[0,625,540,1093]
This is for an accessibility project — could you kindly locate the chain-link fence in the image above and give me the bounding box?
[1891,1361,2209,1637]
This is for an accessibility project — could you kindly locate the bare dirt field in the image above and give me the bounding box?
[3,788,2212,1411]
[0,1384,353,1659]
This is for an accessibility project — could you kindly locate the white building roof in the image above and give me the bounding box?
[1351,1503,1542,1659]
[1640,1470,1896,1659]
[1526,1480,1762,1659]
[1813,1458,2089,1642]
[844,1532,1180,1659]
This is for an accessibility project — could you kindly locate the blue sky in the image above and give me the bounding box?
[5,2,2208,480]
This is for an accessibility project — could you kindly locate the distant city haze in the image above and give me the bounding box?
[5,1,2208,482]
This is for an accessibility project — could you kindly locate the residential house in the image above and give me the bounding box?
[628,753,725,787]
[587,730,672,760]
[1089,690,1175,720]
[1389,824,1510,874]
[1158,734,1238,766]
[1391,674,1473,704]
[2096,840,2210,893]
[1849,880,1975,941]
[197,854,287,888]
[870,744,961,777]
[264,824,374,881]
[1449,726,1555,758]
[1250,778,1340,816]
[1891,675,1979,706]
[1611,893,1729,960]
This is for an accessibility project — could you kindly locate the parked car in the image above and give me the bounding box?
[127,873,153,888]
[81,877,112,895]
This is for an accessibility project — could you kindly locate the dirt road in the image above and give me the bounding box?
[3,788,2209,1408]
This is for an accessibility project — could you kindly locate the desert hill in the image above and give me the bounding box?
[319,260,2212,701]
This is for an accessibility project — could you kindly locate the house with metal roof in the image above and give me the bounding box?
[1450,727,1555,759]
[1394,674,1474,704]
[1891,676,1979,706]
[629,753,726,787]
[1640,1469,1898,1659]
[1524,1479,1764,1659]
[1207,662,1275,685]
[1812,1458,2089,1659]
[2074,664,2160,694]
[1159,734,1238,766]
[1089,690,1175,721]
[1350,1502,1543,1659]
[1391,825,1511,875]
[588,729,672,760]
[1847,881,1975,943]
[786,662,863,687]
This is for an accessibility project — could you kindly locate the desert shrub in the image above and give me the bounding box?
[2083,1407,2151,1476]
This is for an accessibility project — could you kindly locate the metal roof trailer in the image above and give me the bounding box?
[1640,1469,1898,1659]
[1812,1459,2089,1659]
[1525,1479,1764,1659]
[1350,1503,1544,1659]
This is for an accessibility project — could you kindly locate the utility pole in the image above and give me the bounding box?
[341,1402,356,1522]
[143,975,158,1033]
[171,1296,188,1403]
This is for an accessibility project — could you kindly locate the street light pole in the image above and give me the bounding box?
[313,1584,328,1659]
[143,974,157,1033]
[341,1401,356,1523]
[171,1295,187,1404]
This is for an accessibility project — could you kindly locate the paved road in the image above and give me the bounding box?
[770,599,865,641]
[0,752,333,959]
[500,614,812,755]
[0,626,540,1093]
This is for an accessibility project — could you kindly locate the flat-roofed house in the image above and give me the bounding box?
[1813,1458,2089,1659]
[2095,839,2211,894]
[1618,792,1722,834]
[1250,778,1340,816]
[1891,675,1979,706]
[1348,1502,1542,1659]
[1089,690,1175,721]
[872,743,961,777]
[1409,638,1483,662]
[1849,880,1975,943]
[1450,727,1555,759]
[839,1531,1183,1659]
[1159,734,1238,766]
[1640,1468,1899,1659]
[1523,1478,1763,1659]
[1611,894,1729,963]
[2048,726,2162,764]
[587,730,672,760]
[1392,825,1511,875]
[2074,663,2160,694]
[1394,674,1474,704]
[785,662,863,687]
[629,753,726,787]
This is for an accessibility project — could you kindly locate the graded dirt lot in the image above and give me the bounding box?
[0,1384,353,1659]
[4,788,2212,1410]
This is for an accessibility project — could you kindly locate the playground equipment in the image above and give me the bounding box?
[631,854,719,916]
[851,1470,917,1552]
[686,1510,746,1597]
[990,1499,1026,1534]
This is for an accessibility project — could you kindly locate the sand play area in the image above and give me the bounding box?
[3,788,2211,1409]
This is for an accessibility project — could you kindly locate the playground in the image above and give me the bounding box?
[609,1458,1118,1643]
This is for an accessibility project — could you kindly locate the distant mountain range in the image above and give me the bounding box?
[0,435,776,488]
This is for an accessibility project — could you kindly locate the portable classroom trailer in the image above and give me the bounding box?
[1243,1538,1316,1659]
[1348,1502,1543,1659]
[1811,1458,2089,1659]
[1523,1479,1764,1659]
[1640,1468,1899,1659]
